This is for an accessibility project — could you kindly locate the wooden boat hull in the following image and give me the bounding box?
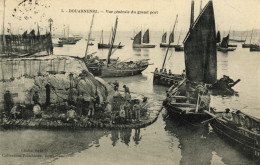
[164,103,210,124]
[87,65,149,77]
[228,44,237,47]
[229,39,246,42]
[132,44,156,48]
[175,46,184,51]
[242,44,251,48]
[250,47,260,51]
[153,73,184,87]
[53,43,63,47]
[159,43,176,48]
[217,47,236,52]
[210,114,260,160]
[98,43,124,49]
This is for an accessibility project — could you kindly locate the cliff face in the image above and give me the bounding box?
[0,56,109,109]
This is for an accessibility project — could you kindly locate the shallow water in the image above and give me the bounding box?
[0,31,260,165]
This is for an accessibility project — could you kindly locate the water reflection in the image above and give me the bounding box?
[120,128,132,146]
[164,118,213,165]
[111,129,120,147]
[133,128,142,145]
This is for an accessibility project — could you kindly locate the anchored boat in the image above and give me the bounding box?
[132,29,156,48]
[98,30,124,49]
[164,0,217,124]
[218,34,236,52]
[206,109,260,161]
[84,16,149,77]
[153,15,185,87]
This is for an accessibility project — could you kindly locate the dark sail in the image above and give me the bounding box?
[133,31,141,44]
[220,34,229,48]
[183,0,217,84]
[162,32,167,43]
[216,31,221,43]
[143,29,150,43]
[169,31,174,43]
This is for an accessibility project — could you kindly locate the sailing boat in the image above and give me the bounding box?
[229,30,246,42]
[159,31,175,48]
[85,17,150,77]
[217,34,236,52]
[98,30,124,49]
[132,29,156,48]
[174,30,184,51]
[242,29,258,49]
[153,15,185,86]
[163,0,216,123]
[59,26,77,45]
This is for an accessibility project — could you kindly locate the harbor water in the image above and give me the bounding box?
[0,31,259,165]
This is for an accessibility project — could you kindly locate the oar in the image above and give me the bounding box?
[201,116,221,124]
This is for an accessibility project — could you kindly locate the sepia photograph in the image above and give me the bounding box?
[0,0,260,164]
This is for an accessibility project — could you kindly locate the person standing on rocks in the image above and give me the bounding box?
[33,91,40,105]
[4,90,14,115]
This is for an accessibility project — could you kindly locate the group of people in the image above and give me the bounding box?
[111,81,149,124]
[154,68,186,77]
[3,90,42,120]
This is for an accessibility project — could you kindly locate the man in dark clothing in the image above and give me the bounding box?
[113,80,119,92]
[33,91,40,105]
[4,90,14,114]
[123,85,130,94]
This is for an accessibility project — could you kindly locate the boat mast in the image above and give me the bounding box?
[68,26,69,38]
[190,0,194,29]
[84,14,95,58]
[107,17,118,65]
[250,29,254,45]
[200,0,203,13]
[177,29,182,45]
[161,15,178,70]
[2,0,6,51]
[100,30,103,44]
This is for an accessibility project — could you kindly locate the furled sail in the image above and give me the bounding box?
[183,0,217,84]
[162,32,167,43]
[143,29,150,43]
[169,31,174,43]
[133,31,142,44]
[216,31,221,43]
[220,34,229,48]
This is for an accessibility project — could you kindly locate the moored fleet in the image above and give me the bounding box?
[1,0,260,163]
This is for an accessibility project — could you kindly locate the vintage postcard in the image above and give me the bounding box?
[0,0,260,165]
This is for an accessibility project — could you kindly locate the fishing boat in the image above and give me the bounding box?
[229,30,246,42]
[53,40,63,47]
[217,34,236,52]
[164,0,216,124]
[84,16,150,77]
[175,45,184,51]
[205,108,260,161]
[59,26,78,45]
[174,29,184,51]
[242,29,255,48]
[98,30,124,49]
[132,29,156,48]
[154,15,185,87]
[159,31,175,48]
[250,45,260,51]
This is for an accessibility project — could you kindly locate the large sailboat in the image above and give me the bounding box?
[159,31,175,48]
[164,0,216,123]
[84,17,149,77]
[153,15,185,87]
[132,29,156,48]
[217,34,236,52]
[97,30,124,49]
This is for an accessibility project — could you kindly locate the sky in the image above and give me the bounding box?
[0,0,260,34]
